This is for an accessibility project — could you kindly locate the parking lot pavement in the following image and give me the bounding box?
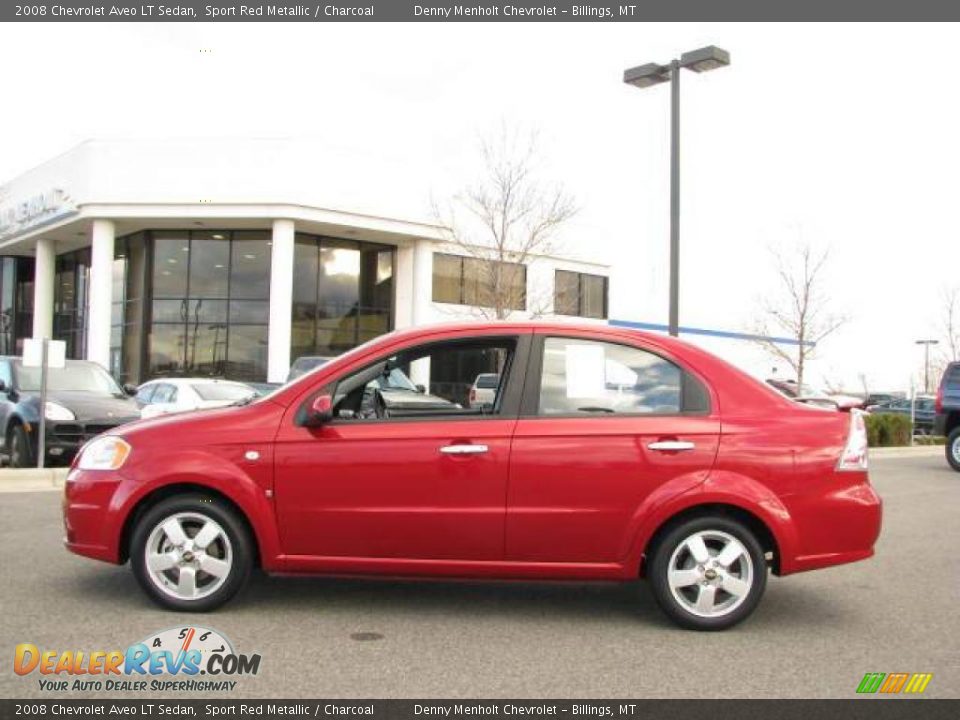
[2,454,958,700]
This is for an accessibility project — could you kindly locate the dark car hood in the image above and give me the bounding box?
[28,391,140,421]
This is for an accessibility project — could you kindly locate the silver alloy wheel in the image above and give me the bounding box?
[952,436,960,465]
[667,530,754,618]
[144,512,233,601]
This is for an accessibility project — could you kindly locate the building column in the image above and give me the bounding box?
[32,238,56,340]
[409,237,434,388]
[267,219,295,383]
[86,219,115,369]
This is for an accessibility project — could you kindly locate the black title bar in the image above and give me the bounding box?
[4,1,960,22]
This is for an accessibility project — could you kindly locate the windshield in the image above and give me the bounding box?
[14,360,124,395]
[193,383,255,402]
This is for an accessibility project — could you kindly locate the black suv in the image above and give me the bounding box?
[934,362,960,470]
[0,357,140,467]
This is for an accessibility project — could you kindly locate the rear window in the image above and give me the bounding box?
[948,363,960,381]
[476,374,500,389]
[193,383,255,402]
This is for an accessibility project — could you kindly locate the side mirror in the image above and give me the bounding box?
[415,384,426,394]
[123,384,138,396]
[306,394,334,426]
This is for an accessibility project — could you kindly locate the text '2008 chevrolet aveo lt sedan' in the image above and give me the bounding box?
[63,322,881,630]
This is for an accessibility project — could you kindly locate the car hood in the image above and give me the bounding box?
[32,391,140,421]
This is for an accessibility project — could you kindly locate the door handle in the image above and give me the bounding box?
[439,444,489,455]
[647,440,695,452]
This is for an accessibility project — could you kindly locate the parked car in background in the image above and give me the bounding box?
[64,322,881,630]
[468,373,500,408]
[863,392,903,409]
[287,356,334,382]
[136,378,256,419]
[0,357,139,467]
[869,396,935,435]
[242,382,281,398]
[765,379,862,411]
[935,362,960,470]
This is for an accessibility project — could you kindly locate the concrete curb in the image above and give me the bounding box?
[870,445,943,458]
[0,468,68,493]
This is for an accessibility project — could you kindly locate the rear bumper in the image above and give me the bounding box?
[779,474,882,575]
[62,468,126,564]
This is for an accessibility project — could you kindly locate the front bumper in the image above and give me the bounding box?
[62,468,126,564]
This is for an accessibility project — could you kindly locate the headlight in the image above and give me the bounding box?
[77,436,131,471]
[45,401,75,421]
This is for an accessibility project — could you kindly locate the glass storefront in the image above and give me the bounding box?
[291,233,395,362]
[50,230,396,383]
[147,230,271,382]
[0,256,34,356]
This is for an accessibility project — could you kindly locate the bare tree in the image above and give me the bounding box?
[752,242,845,388]
[940,286,960,362]
[433,128,577,320]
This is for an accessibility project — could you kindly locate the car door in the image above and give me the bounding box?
[506,331,721,564]
[273,331,530,562]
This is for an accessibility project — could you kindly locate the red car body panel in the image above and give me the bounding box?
[63,321,882,584]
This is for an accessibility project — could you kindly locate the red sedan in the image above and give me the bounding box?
[63,322,881,630]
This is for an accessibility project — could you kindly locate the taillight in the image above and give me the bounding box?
[837,409,869,472]
[469,388,476,404]
[936,382,944,414]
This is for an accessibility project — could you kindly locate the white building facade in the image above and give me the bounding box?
[0,139,609,384]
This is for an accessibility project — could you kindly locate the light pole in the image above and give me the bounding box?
[623,46,730,337]
[916,339,939,393]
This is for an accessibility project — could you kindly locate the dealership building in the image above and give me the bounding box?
[0,139,610,384]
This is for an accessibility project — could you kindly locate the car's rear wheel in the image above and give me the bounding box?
[130,494,253,611]
[9,425,33,468]
[648,516,767,630]
[946,428,960,472]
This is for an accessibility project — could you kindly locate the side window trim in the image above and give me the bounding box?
[314,333,533,425]
[519,334,711,418]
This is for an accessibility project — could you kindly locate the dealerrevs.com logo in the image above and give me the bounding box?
[13,626,261,693]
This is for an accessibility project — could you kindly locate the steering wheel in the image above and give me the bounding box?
[371,388,390,420]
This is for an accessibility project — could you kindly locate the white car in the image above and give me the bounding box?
[468,373,501,408]
[136,378,256,420]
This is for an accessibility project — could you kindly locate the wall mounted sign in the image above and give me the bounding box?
[0,187,77,241]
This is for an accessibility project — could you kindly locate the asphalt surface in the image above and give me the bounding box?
[1,453,958,699]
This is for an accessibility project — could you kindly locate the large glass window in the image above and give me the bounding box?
[432,253,526,311]
[147,230,272,382]
[290,233,394,363]
[53,249,91,359]
[554,270,608,319]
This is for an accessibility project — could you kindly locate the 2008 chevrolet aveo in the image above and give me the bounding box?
[64,322,881,630]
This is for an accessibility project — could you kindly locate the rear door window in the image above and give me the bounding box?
[538,337,683,415]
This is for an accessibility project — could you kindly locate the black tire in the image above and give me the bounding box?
[946,428,960,472]
[648,516,767,631]
[9,424,33,469]
[130,493,253,612]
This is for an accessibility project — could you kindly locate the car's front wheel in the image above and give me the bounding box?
[946,428,960,472]
[648,516,767,630]
[130,494,253,611]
